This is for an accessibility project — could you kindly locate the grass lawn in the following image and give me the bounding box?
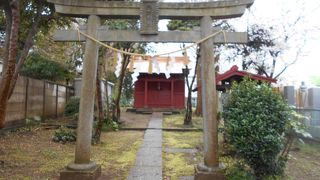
[163,114,203,129]
[0,127,143,180]
[163,131,203,179]
[162,114,204,179]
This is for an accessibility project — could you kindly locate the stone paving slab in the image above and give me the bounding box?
[148,121,162,128]
[144,130,162,138]
[127,113,163,180]
[164,148,198,154]
[141,141,162,148]
[135,148,162,166]
[127,166,162,180]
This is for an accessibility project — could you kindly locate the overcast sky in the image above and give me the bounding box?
[241,0,320,87]
[150,0,320,87]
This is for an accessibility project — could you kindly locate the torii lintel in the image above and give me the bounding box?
[47,0,254,20]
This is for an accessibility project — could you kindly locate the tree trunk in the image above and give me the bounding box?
[112,54,130,123]
[184,90,193,125]
[8,3,43,98]
[183,56,198,125]
[93,65,105,143]
[0,0,20,129]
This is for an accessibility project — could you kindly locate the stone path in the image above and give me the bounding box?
[127,113,163,180]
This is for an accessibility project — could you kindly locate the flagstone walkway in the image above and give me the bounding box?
[127,112,163,180]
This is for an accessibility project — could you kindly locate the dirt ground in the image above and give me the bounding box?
[285,140,320,180]
[120,111,151,128]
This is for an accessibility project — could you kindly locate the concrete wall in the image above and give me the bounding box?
[2,76,74,130]
[74,78,114,100]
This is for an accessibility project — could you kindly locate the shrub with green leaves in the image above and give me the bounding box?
[223,78,290,179]
[64,96,80,117]
[52,126,76,143]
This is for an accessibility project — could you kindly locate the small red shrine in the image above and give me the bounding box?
[194,65,277,92]
[132,57,187,110]
[134,73,185,109]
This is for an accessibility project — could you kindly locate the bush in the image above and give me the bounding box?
[52,126,76,143]
[101,118,119,131]
[223,78,290,178]
[64,97,80,117]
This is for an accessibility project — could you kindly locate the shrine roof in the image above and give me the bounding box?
[217,65,277,84]
[193,65,277,91]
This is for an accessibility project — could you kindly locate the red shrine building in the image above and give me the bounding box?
[194,65,277,92]
[131,56,187,110]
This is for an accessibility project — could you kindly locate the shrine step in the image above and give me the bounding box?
[135,108,181,114]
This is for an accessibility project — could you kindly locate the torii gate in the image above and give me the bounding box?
[48,0,254,179]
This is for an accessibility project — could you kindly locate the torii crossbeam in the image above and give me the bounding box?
[54,28,248,43]
[47,0,254,179]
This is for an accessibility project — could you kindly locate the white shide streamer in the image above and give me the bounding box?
[114,52,122,77]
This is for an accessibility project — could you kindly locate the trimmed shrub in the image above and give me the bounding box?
[64,96,80,117]
[223,78,290,178]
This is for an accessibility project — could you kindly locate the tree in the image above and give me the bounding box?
[93,58,105,143]
[221,24,303,79]
[120,70,133,106]
[221,0,311,80]
[167,20,203,117]
[20,52,74,82]
[112,51,132,123]
[103,19,146,123]
[183,51,198,125]
[0,0,20,129]
[0,0,72,128]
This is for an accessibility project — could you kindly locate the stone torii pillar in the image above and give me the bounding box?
[48,0,254,179]
[195,15,223,179]
[60,15,102,179]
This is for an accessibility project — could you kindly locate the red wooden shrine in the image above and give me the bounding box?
[194,65,277,92]
[134,73,185,109]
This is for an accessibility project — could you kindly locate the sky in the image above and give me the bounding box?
[148,0,320,87]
